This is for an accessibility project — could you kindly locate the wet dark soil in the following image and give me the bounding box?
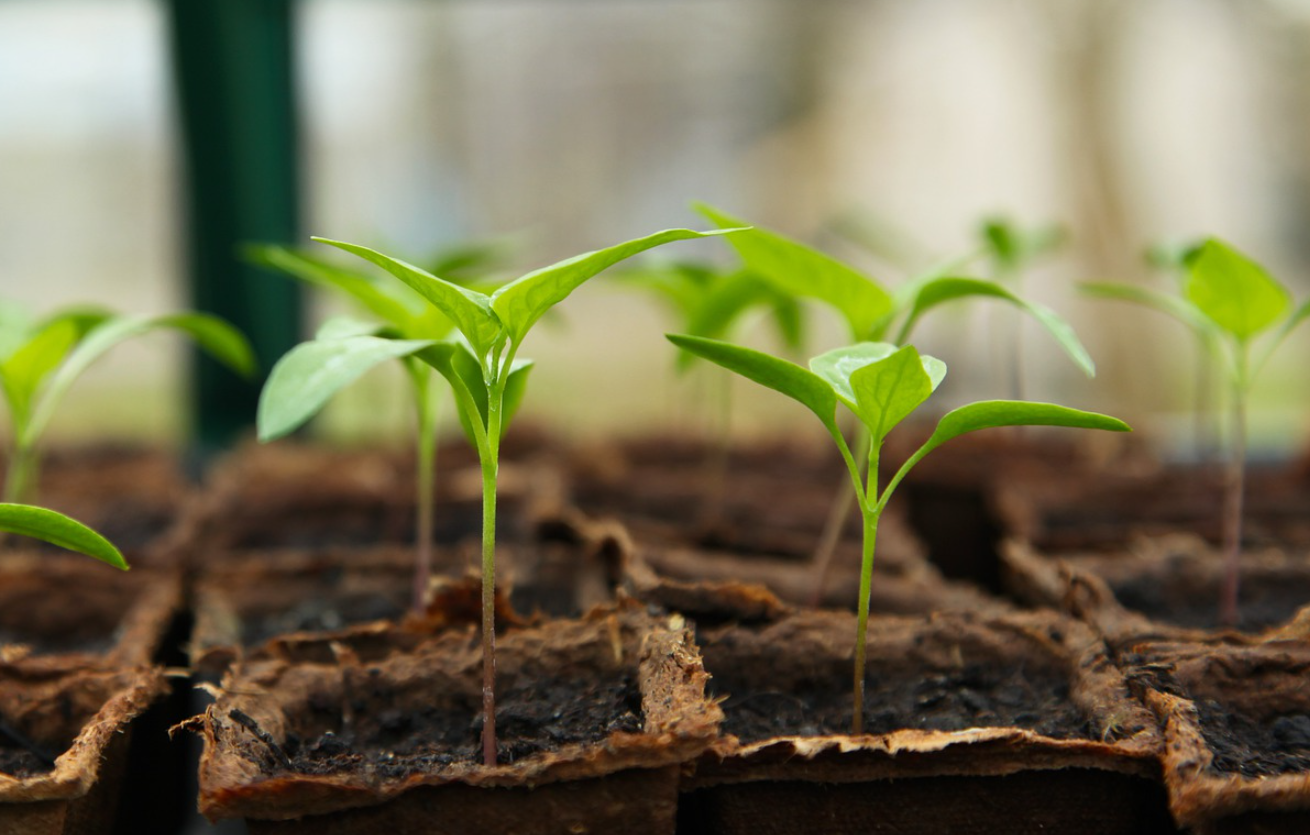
[0,745,55,779]
[1109,571,1310,632]
[1194,701,1310,779]
[269,674,643,777]
[714,662,1091,744]
[240,593,408,647]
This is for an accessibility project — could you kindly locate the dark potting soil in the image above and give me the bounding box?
[715,663,1092,745]
[270,674,643,778]
[0,746,54,779]
[1193,700,1310,779]
[1107,570,1310,632]
[239,593,409,648]
[0,627,116,658]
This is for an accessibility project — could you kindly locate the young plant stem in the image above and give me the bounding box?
[810,427,871,607]
[700,369,733,528]
[3,444,37,505]
[411,374,438,616]
[1219,380,1248,627]
[478,377,505,768]
[851,441,880,736]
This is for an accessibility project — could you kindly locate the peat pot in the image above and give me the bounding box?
[679,608,1176,835]
[187,601,721,834]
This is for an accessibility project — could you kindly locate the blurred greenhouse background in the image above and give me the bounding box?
[3,0,1310,458]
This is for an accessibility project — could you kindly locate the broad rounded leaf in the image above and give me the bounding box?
[849,345,942,442]
[808,343,899,411]
[258,336,436,441]
[0,503,126,569]
[21,313,256,449]
[1186,239,1290,341]
[666,334,837,433]
[314,238,500,355]
[900,277,1095,376]
[695,203,892,340]
[491,228,741,345]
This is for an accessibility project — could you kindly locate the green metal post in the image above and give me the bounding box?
[166,0,303,454]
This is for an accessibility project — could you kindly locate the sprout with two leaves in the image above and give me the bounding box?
[669,334,1129,733]
[259,226,739,766]
[1083,239,1310,625]
[0,303,254,574]
[693,205,1095,598]
[250,241,511,616]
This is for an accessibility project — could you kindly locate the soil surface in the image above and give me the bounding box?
[1193,701,1310,779]
[1110,572,1310,632]
[270,674,643,777]
[0,745,54,779]
[714,662,1091,744]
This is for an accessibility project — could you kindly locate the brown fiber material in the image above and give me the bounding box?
[1126,641,1310,833]
[0,665,166,835]
[190,600,721,830]
[0,557,181,674]
[174,440,549,560]
[682,608,1171,834]
[189,525,622,675]
[1001,535,1310,651]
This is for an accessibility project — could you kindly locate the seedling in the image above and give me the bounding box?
[1083,238,1310,625]
[0,502,126,569]
[306,226,740,766]
[0,304,255,505]
[693,205,1095,597]
[250,242,509,616]
[622,259,803,520]
[668,334,1129,733]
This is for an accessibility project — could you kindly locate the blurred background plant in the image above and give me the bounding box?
[3,0,1309,458]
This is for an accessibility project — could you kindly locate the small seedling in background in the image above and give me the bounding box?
[0,303,255,505]
[250,242,510,616]
[668,334,1129,734]
[622,259,803,522]
[979,215,1068,400]
[0,502,126,570]
[311,226,741,766]
[1082,238,1310,626]
[1133,239,1219,459]
[694,205,1094,599]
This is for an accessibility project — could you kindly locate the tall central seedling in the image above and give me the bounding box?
[671,335,1129,733]
[318,226,740,765]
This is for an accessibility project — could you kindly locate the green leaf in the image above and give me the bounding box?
[449,346,534,445]
[920,400,1130,460]
[0,503,126,570]
[899,277,1096,376]
[314,238,500,355]
[257,335,436,441]
[246,244,423,331]
[315,315,387,340]
[491,228,740,345]
[666,334,838,434]
[808,342,899,412]
[1,318,81,430]
[1186,239,1290,342]
[810,344,943,441]
[21,313,256,449]
[1253,296,1310,377]
[695,203,892,340]
[849,345,944,442]
[1080,282,1214,335]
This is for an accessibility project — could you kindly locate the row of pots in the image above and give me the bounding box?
[1,432,1308,833]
